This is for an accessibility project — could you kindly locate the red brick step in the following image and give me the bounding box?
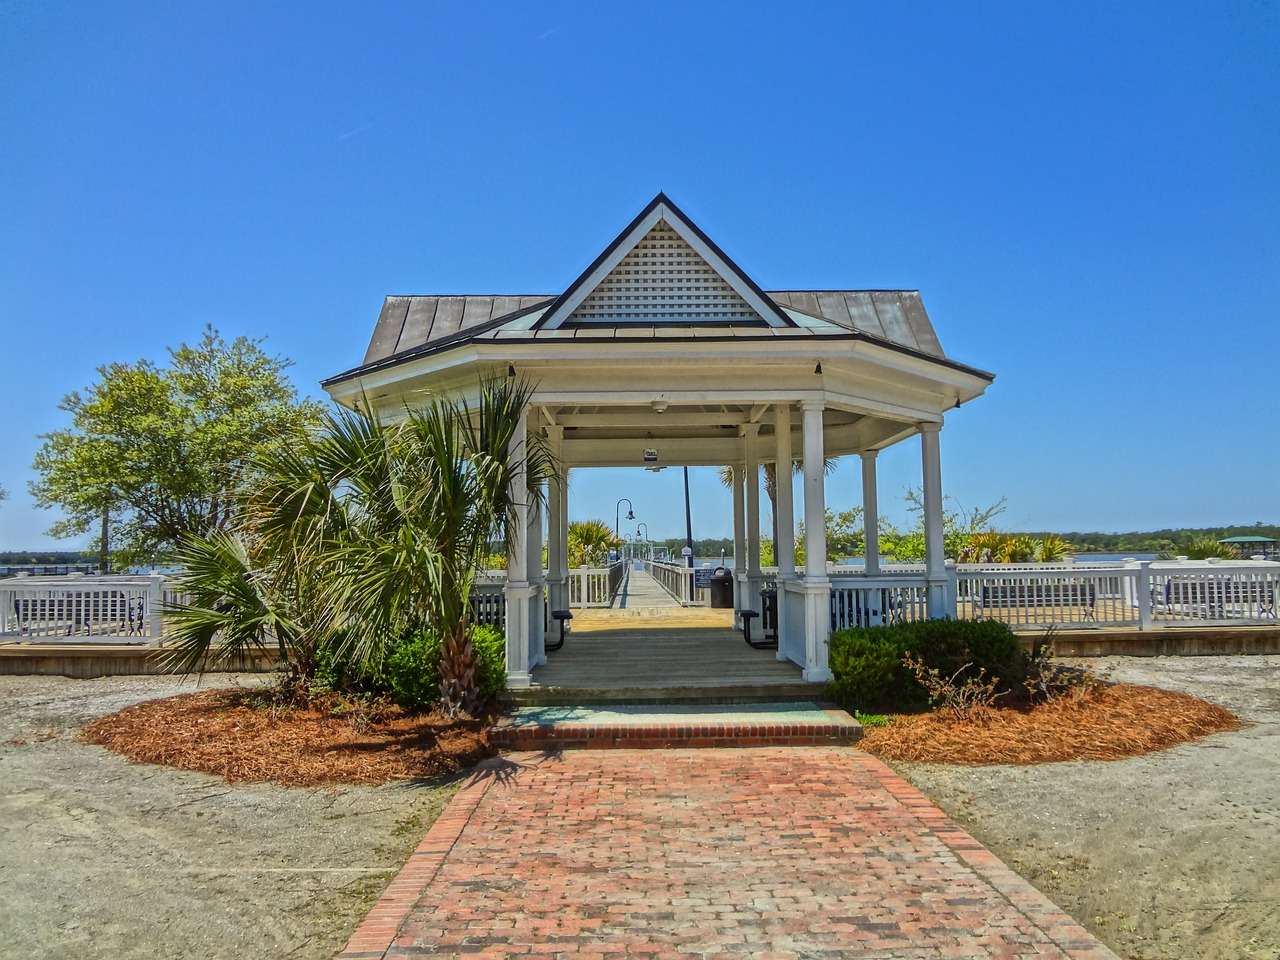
[491,701,862,750]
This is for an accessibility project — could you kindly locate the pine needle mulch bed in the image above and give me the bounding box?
[858,683,1242,765]
[79,689,495,788]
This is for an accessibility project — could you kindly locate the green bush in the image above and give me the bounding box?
[826,618,1026,713]
[827,630,922,711]
[386,624,508,711]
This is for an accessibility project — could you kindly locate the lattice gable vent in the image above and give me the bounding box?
[566,220,764,324]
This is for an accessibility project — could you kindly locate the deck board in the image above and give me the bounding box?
[528,625,809,694]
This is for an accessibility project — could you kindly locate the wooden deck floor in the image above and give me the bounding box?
[518,624,820,704]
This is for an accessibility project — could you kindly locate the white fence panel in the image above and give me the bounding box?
[955,567,1135,627]
[1,574,164,640]
[568,561,627,607]
[646,560,703,604]
[829,576,930,631]
[1146,563,1279,624]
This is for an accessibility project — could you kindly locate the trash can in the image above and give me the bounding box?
[709,567,735,608]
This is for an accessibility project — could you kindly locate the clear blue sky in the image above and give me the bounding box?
[2,1,1277,552]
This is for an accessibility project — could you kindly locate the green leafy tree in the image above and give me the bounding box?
[30,327,324,568]
[166,377,554,717]
[879,488,1007,562]
[796,507,865,563]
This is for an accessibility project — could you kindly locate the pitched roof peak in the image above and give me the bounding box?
[537,195,793,331]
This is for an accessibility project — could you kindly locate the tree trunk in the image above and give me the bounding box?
[438,625,479,717]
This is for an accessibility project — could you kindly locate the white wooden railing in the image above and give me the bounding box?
[0,573,164,640]
[645,560,711,605]
[568,560,627,607]
[829,575,931,630]
[6,559,1274,647]
[824,559,1278,631]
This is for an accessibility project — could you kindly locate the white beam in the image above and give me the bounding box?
[732,463,745,609]
[774,403,795,578]
[801,400,827,577]
[920,421,948,619]
[504,405,531,683]
[860,450,880,576]
[744,424,761,581]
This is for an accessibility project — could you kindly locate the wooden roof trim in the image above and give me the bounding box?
[322,324,993,388]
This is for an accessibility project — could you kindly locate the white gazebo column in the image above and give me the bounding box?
[731,462,746,611]
[799,400,832,681]
[774,402,797,662]
[557,468,569,596]
[545,427,568,616]
[774,403,796,578]
[860,450,880,577]
[919,421,948,617]
[743,424,762,612]
[526,480,547,667]
[503,406,535,686]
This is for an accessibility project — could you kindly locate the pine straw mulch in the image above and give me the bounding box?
[79,689,495,787]
[79,681,1244,784]
[858,682,1242,765]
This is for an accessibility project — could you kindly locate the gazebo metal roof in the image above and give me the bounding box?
[321,194,992,389]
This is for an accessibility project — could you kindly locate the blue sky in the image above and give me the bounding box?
[2,1,1277,551]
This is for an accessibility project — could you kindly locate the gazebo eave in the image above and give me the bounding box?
[323,337,992,417]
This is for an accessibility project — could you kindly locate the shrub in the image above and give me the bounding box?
[827,629,923,711]
[1024,627,1101,704]
[827,618,1027,713]
[902,654,1004,720]
[386,624,508,711]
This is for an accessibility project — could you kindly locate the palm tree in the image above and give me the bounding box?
[567,519,620,567]
[165,378,554,716]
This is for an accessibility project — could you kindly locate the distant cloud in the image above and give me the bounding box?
[337,120,381,141]
[535,27,560,41]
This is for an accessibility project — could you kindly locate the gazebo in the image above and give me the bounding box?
[322,194,994,686]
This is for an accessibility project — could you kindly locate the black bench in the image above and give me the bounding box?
[547,609,572,651]
[737,609,777,650]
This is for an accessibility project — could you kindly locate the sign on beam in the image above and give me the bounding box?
[643,448,659,463]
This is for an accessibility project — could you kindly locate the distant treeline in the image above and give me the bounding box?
[652,528,1280,558]
[1025,525,1280,555]
[0,550,96,565]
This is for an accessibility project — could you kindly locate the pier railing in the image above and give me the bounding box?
[568,560,627,607]
[0,574,164,640]
[645,560,710,605]
[5,559,1275,647]
[822,559,1279,631]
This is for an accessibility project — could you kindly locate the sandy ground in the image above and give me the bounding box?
[0,674,456,960]
[895,655,1280,960]
[3,658,1277,960]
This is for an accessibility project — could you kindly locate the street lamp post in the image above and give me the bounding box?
[614,498,635,538]
[636,522,649,561]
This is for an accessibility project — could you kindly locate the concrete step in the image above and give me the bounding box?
[491,701,863,750]
[509,681,828,706]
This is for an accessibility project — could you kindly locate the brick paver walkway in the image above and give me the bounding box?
[340,749,1116,959]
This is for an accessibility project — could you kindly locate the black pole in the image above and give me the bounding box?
[683,467,694,567]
